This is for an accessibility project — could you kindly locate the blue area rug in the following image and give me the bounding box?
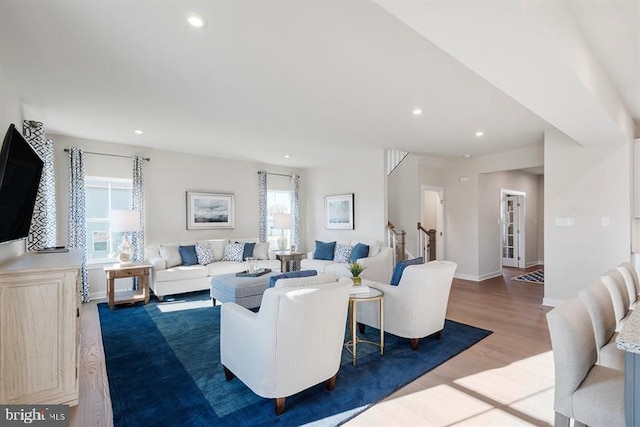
[98,291,492,427]
[513,269,544,284]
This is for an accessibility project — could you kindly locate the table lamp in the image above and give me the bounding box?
[273,213,291,251]
[111,209,140,265]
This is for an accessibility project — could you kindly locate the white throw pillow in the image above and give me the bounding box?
[253,242,270,260]
[159,244,182,268]
[223,242,244,262]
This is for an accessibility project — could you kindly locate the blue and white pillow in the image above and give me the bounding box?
[333,243,353,263]
[223,242,245,262]
[196,242,214,265]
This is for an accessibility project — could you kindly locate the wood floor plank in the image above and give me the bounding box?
[74,266,552,426]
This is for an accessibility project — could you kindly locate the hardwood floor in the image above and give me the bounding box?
[71,266,553,427]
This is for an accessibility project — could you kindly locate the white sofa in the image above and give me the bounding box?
[300,239,394,284]
[146,238,281,301]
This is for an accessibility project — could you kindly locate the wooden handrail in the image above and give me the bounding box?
[387,221,406,263]
[417,222,437,262]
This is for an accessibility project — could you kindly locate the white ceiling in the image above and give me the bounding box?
[0,1,636,169]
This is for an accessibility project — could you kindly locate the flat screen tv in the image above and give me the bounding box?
[0,124,44,244]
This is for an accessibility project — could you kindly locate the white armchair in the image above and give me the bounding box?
[220,277,351,415]
[356,260,457,350]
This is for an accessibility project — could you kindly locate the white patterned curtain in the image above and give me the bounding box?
[290,174,300,250]
[68,148,89,302]
[131,156,145,264]
[257,170,267,243]
[23,120,56,250]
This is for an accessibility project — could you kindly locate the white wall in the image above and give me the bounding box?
[544,130,631,305]
[304,150,386,248]
[51,134,303,298]
[422,190,438,229]
[0,65,26,262]
[537,174,545,264]
[478,170,540,279]
[444,145,544,280]
[388,154,421,256]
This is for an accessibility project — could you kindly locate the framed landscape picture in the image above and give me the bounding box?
[186,191,235,229]
[325,193,354,229]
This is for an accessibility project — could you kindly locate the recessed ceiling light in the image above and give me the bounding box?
[463,154,472,158]
[475,131,484,137]
[284,154,291,159]
[412,108,422,116]
[187,14,207,28]
[133,129,144,135]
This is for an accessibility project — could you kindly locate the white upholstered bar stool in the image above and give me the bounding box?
[578,281,624,370]
[601,269,631,331]
[617,262,639,309]
[546,297,624,427]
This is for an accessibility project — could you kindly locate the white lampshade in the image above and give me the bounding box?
[111,210,140,233]
[273,213,291,230]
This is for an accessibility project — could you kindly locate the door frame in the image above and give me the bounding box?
[421,185,445,260]
[500,189,526,269]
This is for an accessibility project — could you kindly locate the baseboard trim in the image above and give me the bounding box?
[543,297,561,307]
[479,270,502,281]
[525,261,540,268]
[454,273,480,282]
[537,260,544,266]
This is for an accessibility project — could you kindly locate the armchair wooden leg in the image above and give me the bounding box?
[157,295,164,302]
[410,338,420,351]
[326,374,337,391]
[223,366,234,381]
[436,330,443,340]
[275,397,286,415]
[358,322,365,334]
[212,297,216,306]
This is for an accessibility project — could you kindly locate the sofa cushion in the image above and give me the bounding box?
[253,242,269,260]
[195,242,214,265]
[350,243,370,262]
[242,242,256,260]
[178,245,198,266]
[314,240,336,260]
[300,258,336,273]
[207,261,248,276]
[154,265,209,282]
[224,243,244,262]
[390,257,424,286]
[198,239,227,261]
[269,270,318,287]
[159,244,182,268]
[333,243,352,263]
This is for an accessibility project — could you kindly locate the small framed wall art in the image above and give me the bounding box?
[186,191,235,229]
[325,193,354,229]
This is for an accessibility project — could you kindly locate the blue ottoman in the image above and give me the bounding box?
[210,271,278,309]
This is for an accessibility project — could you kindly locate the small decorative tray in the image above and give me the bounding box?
[236,268,272,277]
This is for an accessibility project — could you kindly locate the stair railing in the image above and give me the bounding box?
[387,221,406,265]
[417,222,437,261]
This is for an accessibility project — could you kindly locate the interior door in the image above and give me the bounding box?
[502,195,519,267]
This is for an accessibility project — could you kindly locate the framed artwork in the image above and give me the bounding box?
[325,193,354,229]
[186,191,235,229]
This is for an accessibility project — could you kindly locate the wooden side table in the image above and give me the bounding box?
[104,263,152,309]
[275,251,305,272]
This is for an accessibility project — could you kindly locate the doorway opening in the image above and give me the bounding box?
[421,186,444,260]
[500,189,525,269]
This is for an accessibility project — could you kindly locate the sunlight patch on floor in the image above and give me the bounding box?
[156,298,212,312]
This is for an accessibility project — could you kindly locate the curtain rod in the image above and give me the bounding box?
[63,148,150,161]
[259,171,299,178]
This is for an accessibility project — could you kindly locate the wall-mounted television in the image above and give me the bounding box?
[0,124,44,244]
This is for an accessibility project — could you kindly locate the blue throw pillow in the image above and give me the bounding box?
[313,240,336,261]
[350,243,370,262]
[178,245,199,266]
[269,270,318,287]
[242,242,256,260]
[390,257,424,286]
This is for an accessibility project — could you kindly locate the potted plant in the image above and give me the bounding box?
[348,261,366,286]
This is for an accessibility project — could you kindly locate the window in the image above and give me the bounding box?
[85,176,133,262]
[267,190,291,249]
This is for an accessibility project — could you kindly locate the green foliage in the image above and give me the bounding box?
[348,261,366,277]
